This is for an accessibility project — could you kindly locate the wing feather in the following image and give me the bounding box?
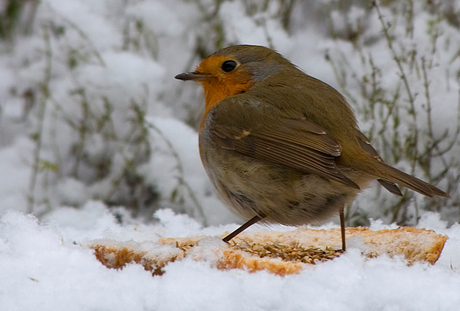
[211,118,359,189]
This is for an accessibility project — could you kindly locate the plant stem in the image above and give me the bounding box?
[28,24,52,214]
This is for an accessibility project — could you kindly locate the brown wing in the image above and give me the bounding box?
[211,118,360,189]
[356,131,403,196]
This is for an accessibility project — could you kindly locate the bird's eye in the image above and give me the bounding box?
[221,60,237,72]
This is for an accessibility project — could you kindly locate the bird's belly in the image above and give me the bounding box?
[201,144,360,226]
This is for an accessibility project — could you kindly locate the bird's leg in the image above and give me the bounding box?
[222,214,265,243]
[339,206,346,252]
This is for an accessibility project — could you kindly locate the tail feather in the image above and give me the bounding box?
[378,163,449,198]
[377,179,403,196]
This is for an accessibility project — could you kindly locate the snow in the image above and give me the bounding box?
[1,0,460,310]
[1,205,460,310]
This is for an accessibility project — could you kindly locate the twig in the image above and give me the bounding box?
[45,3,105,67]
[146,120,208,226]
[28,24,53,214]
[373,1,419,173]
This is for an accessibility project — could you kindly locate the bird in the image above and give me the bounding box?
[175,45,449,251]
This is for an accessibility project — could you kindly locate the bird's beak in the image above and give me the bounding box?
[175,71,212,81]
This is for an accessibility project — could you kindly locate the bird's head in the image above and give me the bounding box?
[175,45,291,109]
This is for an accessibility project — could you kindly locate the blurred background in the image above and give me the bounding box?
[0,0,458,228]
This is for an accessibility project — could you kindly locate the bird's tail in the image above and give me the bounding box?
[376,163,449,198]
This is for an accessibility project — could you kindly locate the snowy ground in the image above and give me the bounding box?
[1,203,460,311]
[1,0,460,310]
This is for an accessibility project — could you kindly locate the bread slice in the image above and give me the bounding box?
[90,227,447,276]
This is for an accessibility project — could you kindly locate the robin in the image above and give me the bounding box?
[175,45,449,251]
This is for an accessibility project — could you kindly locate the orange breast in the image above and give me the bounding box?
[198,78,253,133]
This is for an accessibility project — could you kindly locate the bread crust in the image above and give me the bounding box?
[90,227,447,276]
